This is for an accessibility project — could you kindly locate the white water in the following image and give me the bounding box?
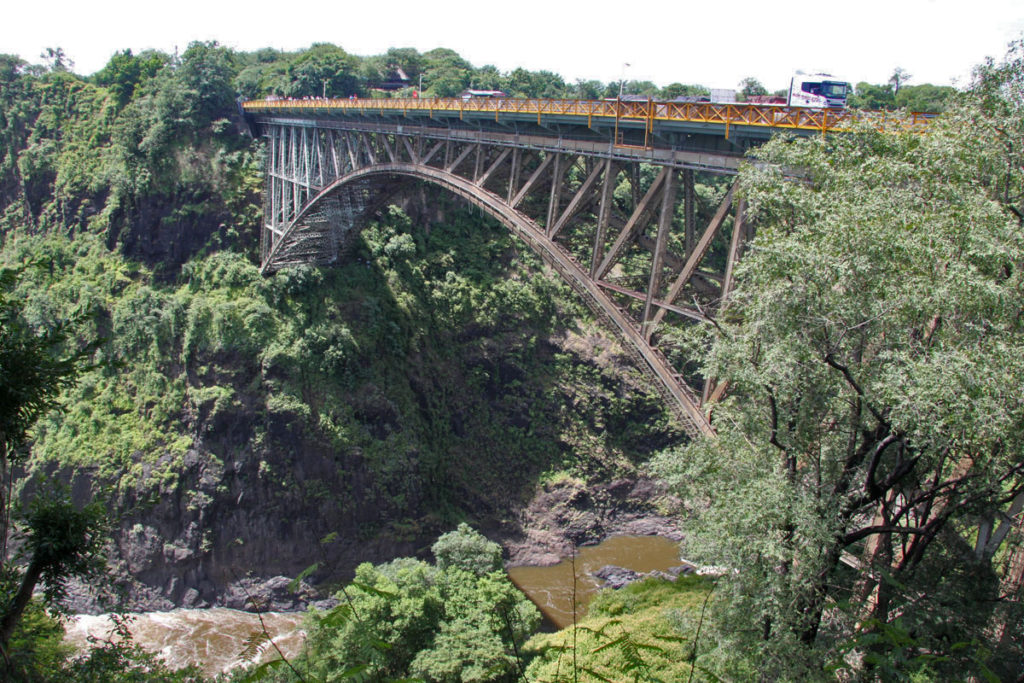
[64,608,306,676]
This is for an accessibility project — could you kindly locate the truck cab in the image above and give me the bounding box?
[788,73,850,108]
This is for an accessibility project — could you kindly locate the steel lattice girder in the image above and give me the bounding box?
[256,119,752,438]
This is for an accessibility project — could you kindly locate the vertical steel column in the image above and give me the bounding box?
[642,169,678,342]
[280,126,290,226]
[683,169,695,257]
[290,126,300,224]
[329,130,341,178]
[473,144,483,182]
[262,125,276,263]
[344,130,358,170]
[301,126,310,191]
[546,153,564,235]
[590,158,617,278]
[315,127,325,187]
[507,148,521,204]
[721,197,747,302]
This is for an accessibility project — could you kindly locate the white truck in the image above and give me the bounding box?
[787,72,850,108]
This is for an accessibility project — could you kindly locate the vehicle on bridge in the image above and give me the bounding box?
[459,89,508,99]
[716,73,851,109]
[787,72,850,108]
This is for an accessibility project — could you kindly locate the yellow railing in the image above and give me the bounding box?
[242,97,934,135]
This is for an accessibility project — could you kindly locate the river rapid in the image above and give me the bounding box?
[64,535,682,675]
[64,608,306,676]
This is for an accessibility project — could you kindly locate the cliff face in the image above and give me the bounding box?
[1,66,682,612]
[111,437,421,611]
[84,318,678,612]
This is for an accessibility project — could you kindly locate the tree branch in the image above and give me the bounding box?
[823,352,888,426]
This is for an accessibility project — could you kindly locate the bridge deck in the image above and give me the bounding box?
[242,97,933,141]
[245,98,933,436]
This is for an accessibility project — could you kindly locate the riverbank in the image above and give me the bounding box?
[500,474,684,568]
[65,532,688,676]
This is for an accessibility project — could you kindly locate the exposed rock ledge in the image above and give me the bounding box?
[61,471,682,614]
[499,475,684,568]
[592,563,696,589]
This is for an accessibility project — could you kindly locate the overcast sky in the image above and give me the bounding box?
[6,0,1024,92]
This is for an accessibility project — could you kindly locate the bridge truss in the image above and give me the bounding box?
[254,115,755,438]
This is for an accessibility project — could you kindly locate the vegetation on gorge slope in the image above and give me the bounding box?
[0,33,1020,682]
[1,37,685,680]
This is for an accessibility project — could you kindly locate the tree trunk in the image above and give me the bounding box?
[0,557,43,650]
[990,515,1024,652]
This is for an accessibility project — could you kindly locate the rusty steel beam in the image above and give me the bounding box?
[549,159,605,239]
[648,180,738,334]
[256,118,754,437]
[590,159,618,278]
[642,169,678,342]
[595,167,669,279]
[511,152,554,209]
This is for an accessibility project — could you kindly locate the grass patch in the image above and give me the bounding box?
[525,575,713,682]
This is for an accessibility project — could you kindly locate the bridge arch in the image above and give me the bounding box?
[253,117,758,439]
[268,162,714,438]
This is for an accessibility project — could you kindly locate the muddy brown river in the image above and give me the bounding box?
[507,535,683,628]
[65,535,681,674]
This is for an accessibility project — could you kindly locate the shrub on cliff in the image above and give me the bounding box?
[294,526,539,682]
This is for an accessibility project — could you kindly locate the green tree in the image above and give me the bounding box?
[298,527,539,681]
[383,47,424,82]
[618,79,659,98]
[234,48,290,99]
[0,54,35,223]
[421,48,472,97]
[653,53,1024,679]
[472,64,503,91]
[889,66,911,96]
[572,79,606,100]
[39,48,73,73]
[894,83,958,112]
[285,43,359,98]
[431,522,503,576]
[174,41,238,129]
[660,82,709,99]
[503,68,566,98]
[0,267,106,669]
[849,81,895,109]
[93,49,166,108]
[738,76,767,99]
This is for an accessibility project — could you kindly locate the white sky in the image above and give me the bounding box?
[5,0,1024,92]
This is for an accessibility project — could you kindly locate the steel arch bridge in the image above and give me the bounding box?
[243,97,920,437]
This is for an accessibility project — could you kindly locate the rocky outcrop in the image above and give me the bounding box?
[501,476,684,568]
[592,563,696,589]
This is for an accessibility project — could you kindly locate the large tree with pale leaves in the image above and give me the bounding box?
[654,41,1024,680]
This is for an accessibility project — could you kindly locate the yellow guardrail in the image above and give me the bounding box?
[241,97,934,135]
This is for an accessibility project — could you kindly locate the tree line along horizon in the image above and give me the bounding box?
[31,42,957,112]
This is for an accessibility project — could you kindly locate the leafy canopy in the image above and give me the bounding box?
[653,44,1024,679]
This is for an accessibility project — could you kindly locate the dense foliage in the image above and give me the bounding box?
[653,42,1024,680]
[525,575,712,682]
[272,525,539,682]
[849,81,957,112]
